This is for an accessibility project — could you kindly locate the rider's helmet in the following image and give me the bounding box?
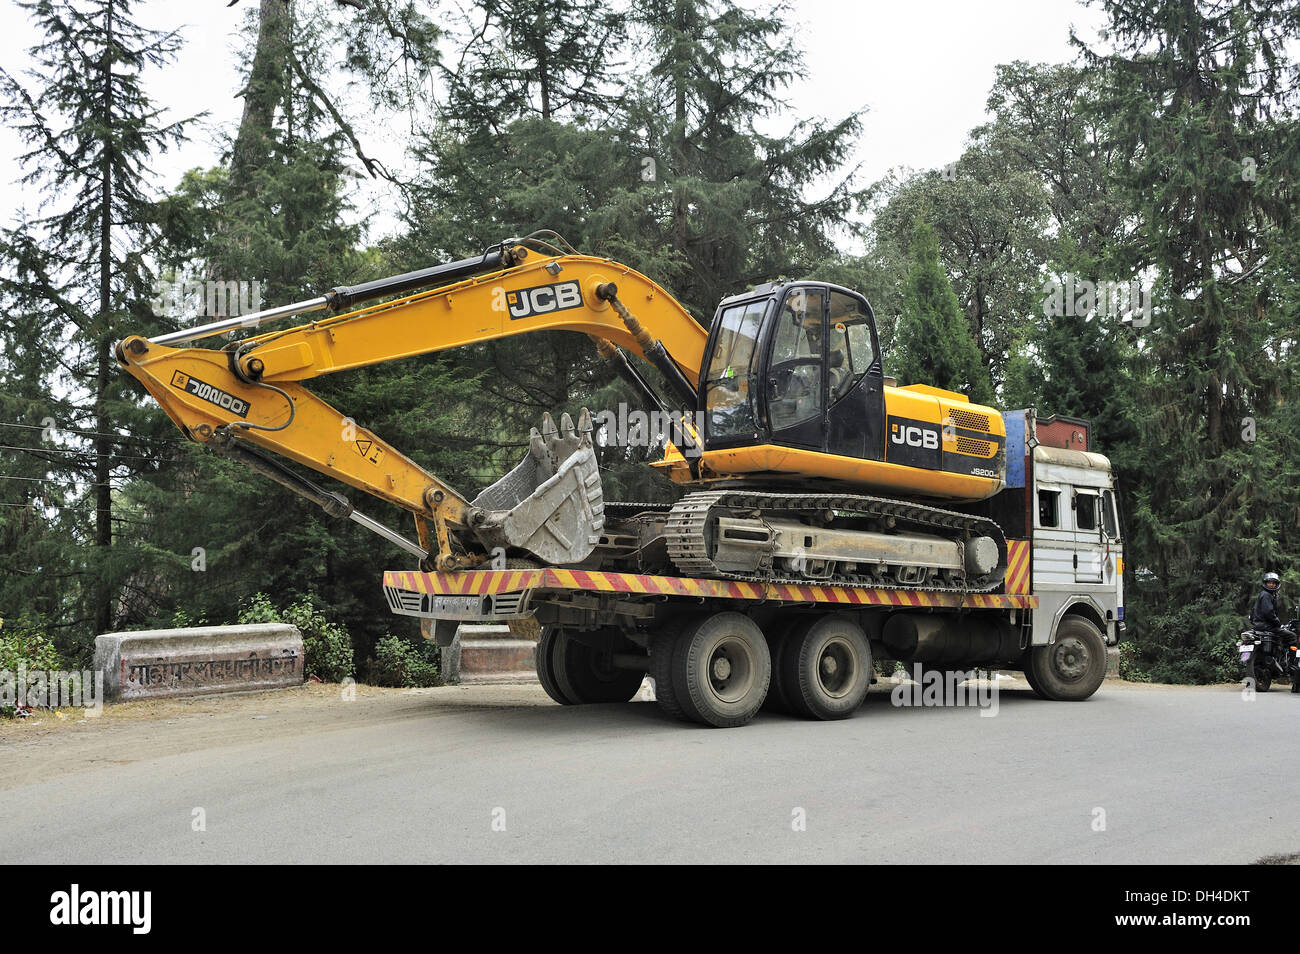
[1263,571,1281,592]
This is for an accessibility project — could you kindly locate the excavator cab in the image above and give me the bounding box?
[701,283,885,462]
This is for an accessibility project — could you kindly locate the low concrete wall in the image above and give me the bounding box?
[95,623,304,702]
[441,624,539,685]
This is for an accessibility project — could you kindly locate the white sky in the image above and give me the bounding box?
[0,0,1107,251]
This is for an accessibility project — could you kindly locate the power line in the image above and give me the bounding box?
[0,420,186,445]
[0,442,166,464]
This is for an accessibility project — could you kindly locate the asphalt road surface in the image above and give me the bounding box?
[1,679,1294,864]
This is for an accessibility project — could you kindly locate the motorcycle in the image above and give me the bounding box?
[1240,618,1300,693]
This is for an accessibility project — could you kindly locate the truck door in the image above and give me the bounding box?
[1071,489,1104,583]
[1032,481,1074,585]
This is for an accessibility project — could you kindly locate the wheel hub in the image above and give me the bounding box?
[712,655,732,681]
[817,638,856,698]
[707,637,755,703]
[1052,637,1089,682]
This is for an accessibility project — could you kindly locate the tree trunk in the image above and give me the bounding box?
[229,0,291,201]
[93,0,116,636]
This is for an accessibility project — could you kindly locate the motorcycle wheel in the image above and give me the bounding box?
[1253,662,1272,693]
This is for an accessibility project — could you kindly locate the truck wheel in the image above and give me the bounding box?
[536,627,576,705]
[781,616,872,720]
[1026,616,1106,701]
[672,612,771,728]
[554,628,645,704]
[649,621,690,721]
[1019,657,1049,699]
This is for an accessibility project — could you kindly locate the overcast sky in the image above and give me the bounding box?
[0,0,1108,249]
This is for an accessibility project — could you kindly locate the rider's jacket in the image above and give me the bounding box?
[1251,588,1283,631]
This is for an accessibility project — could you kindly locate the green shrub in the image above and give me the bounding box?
[170,608,209,629]
[874,656,905,679]
[1117,641,1151,682]
[370,634,440,688]
[237,593,356,682]
[1,619,70,716]
[0,619,65,673]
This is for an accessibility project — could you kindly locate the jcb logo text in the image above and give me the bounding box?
[891,425,938,449]
[508,281,583,320]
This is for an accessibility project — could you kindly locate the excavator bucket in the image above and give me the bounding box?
[472,409,605,566]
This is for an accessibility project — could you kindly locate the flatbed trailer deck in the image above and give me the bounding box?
[383,566,1038,618]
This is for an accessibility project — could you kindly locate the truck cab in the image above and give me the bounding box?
[1030,443,1125,646]
[977,408,1125,652]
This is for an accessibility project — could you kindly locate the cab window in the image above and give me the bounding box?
[768,288,826,430]
[1075,492,1099,531]
[1102,489,1120,539]
[1038,489,1059,528]
[827,291,874,403]
[704,300,766,439]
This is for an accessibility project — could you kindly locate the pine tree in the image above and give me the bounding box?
[632,0,862,317]
[0,0,189,644]
[1074,0,1300,680]
[441,0,626,129]
[892,221,995,405]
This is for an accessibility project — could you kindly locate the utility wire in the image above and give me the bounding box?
[0,420,186,444]
[0,442,166,464]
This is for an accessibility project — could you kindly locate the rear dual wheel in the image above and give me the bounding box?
[535,626,645,705]
[656,612,871,726]
[777,616,872,720]
[655,612,771,728]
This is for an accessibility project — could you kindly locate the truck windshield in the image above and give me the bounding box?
[704,300,766,440]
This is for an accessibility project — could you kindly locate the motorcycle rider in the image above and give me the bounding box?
[1250,572,1284,633]
[1250,573,1300,693]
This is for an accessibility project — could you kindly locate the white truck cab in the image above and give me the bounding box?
[1030,444,1125,647]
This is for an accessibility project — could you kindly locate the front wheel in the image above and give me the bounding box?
[1025,616,1107,701]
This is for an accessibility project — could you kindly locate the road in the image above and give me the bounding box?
[0,678,1294,864]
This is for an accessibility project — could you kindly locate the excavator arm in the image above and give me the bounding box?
[117,244,708,569]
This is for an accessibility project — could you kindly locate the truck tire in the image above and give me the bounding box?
[554,627,645,704]
[649,621,690,721]
[1026,615,1107,701]
[671,612,771,728]
[536,626,576,705]
[1020,658,1048,699]
[762,618,799,714]
[781,616,872,720]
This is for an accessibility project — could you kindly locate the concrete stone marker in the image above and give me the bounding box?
[95,623,304,702]
[441,624,539,685]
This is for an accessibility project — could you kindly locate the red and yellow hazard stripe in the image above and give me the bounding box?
[1004,539,1031,595]
[382,568,1037,610]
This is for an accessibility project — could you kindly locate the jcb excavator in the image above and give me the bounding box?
[117,231,1009,595]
